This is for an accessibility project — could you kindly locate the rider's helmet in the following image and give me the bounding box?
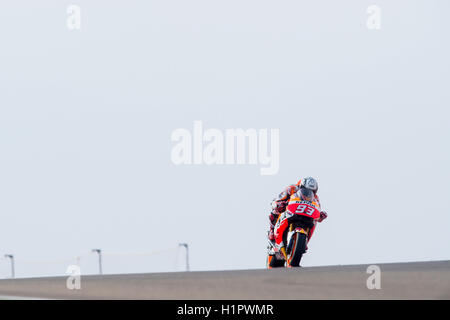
[298,177,318,194]
[298,187,315,203]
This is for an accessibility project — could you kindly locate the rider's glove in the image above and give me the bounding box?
[318,211,328,222]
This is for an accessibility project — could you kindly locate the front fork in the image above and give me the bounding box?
[282,224,309,261]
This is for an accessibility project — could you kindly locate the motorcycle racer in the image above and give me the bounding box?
[273,188,324,256]
[268,177,327,246]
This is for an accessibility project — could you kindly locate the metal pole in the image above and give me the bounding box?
[179,243,189,271]
[92,249,103,275]
[4,254,15,279]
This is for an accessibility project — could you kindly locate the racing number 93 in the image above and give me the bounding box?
[295,204,315,216]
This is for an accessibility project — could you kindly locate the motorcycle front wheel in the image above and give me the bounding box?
[287,232,307,267]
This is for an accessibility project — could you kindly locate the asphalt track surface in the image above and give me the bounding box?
[0,261,449,299]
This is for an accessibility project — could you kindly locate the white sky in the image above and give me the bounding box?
[0,1,449,278]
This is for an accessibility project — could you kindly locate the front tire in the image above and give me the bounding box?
[287,232,307,267]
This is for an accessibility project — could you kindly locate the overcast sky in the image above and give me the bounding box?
[0,1,449,278]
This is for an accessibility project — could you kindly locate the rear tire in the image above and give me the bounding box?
[287,232,307,267]
[267,254,285,268]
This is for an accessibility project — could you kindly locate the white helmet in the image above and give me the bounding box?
[300,177,318,194]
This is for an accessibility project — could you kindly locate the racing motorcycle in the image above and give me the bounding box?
[267,200,320,268]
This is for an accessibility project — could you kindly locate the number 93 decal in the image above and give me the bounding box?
[295,204,315,216]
